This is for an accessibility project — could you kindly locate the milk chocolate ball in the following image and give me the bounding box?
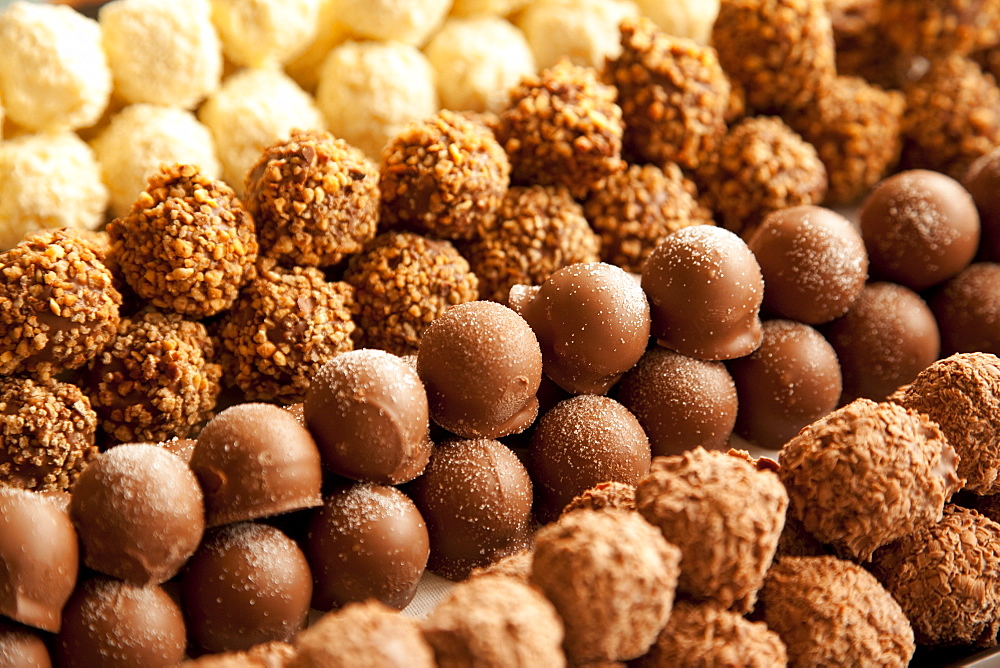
[962,146,1000,261]
[931,263,1000,356]
[0,618,51,668]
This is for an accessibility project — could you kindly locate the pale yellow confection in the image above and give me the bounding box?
[424,16,535,113]
[449,0,529,16]
[210,0,321,68]
[0,132,109,250]
[99,0,222,109]
[0,2,111,132]
[634,0,720,44]
[516,0,640,70]
[92,104,221,218]
[285,0,352,92]
[316,40,439,159]
[199,68,325,195]
[333,0,451,46]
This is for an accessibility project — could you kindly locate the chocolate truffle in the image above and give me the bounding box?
[822,282,940,403]
[879,0,1000,60]
[0,486,78,632]
[859,169,980,291]
[763,556,915,666]
[343,231,479,356]
[728,320,842,449]
[931,263,1000,356]
[641,225,764,360]
[562,480,637,516]
[421,575,565,667]
[468,548,533,582]
[0,618,52,668]
[192,403,322,526]
[636,448,788,612]
[615,347,738,456]
[748,205,868,324]
[779,398,962,561]
[406,438,533,580]
[0,376,98,493]
[530,509,681,663]
[962,146,1000,262]
[870,505,1000,647]
[106,163,258,318]
[0,228,121,377]
[182,523,312,654]
[416,300,542,439]
[69,443,204,585]
[513,262,650,394]
[245,129,379,268]
[893,353,1000,494]
[180,641,296,667]
[529,395,651,523]
[305,483,429,611]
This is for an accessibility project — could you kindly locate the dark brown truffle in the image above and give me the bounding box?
[191,402,323,526]
[245,129,379,267]
[931,263,1000,356]
[416,300,542,439]
[562,480,637,516]
[406,437,533,580]
[641,225,764,360]
[305,483,429,611]
[380,109,510,241]
[0,618,52,668]
[106,163,258,317]
[181,523,312,654]
[343,231,479,356]
[962,145,1000,261]
[879,0,1000,60]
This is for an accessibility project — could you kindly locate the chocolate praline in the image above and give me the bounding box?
[931,263,1000,356]
[962,146,1000,261]
[0,618,52,668]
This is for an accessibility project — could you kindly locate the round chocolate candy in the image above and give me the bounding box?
[191,403,323,527]
[962,146,1000,261]
[304,348,432,485]
[69,443,204,585]
[0,618,52,667]
[931,263,1000,356]
[305,483,430,611]
[641,225,764,360]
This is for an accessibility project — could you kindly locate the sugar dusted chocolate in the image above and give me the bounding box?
[932,263,1000,356]
[0,618,52,668]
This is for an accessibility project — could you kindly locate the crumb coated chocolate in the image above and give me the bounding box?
[0,619,52,668]
[468,548,533,582]
[0,229,121,377]
[380,110,510,240]
[421,575,565,667]
[606,17,730,169]
[0,376,97,493]
[496,60,624,198]
[563,480,637,516]
[463,185,601,303]
[779,398,962,561]
[962,146,1000,262]
[932,263,1000,355]
[763,556,915,666]
[217,261,356,403]
[636,448,788,612]
[634,601,787,668]
[180,641,295,667]
[879,0,1000,60]
[894,353,1000,494]
[711,0,836,114]
[530,509,681,663]
[85,309,222,444]
[697,116,828,237]
[107,163,258,318]
[870,505,1000,647]
[344,231,478,356]
[583,163,712,273]
[245,129,379,267]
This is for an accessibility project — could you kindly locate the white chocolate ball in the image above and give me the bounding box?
[210,0,321,68]
[333,0,451,46]
[285,0,351,92]
[449,0,529,16]
[634,0,720,44]
[517,0,639,70]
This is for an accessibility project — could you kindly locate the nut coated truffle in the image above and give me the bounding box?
[416,300,542,439]
[530,509,681,663]
[636,448,788,612]
[932,263,1000,356]
[879,0,1000,60]
[779,398,962,561]
[762,556,915,666]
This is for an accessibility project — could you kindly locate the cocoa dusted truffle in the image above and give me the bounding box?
[0,376,98,493]
[762,556,915,666]
[0,486,79,632]
[380,110,510,241]
[84,309,222,444]
[496,60,624,198]
[562,480,637,516]
[962,146,1000,262]
[245,129,379,267]
[463,185,601,303]
[641,225,764,360]
[416,300,542,439]
[530,509,681,663]
[606,17,730,169]
[879,0,1000,60]
[931,263,1000,356]
[421,575,565,667]
[0,229,120,377]
[636,448,788,612]
[106,163,258,318]
[407,438,533,580]
[216,260,356,403]
[0,618,52,668]
[343,231,478,356]
[893,353,1000,495]
[779,398,962,561]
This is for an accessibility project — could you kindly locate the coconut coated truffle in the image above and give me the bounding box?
[562,481,638,516]
[335,0,449,45]
[209,0,320,67]
[634,0,719,44]
[516,0,638,70]
[932,263,1000,356]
